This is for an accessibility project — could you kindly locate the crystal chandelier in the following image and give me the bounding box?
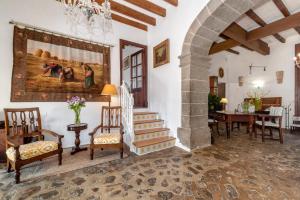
[61,0,113,35]
[294,53,300,68]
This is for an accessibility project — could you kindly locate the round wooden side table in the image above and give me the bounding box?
[67,123,88,155]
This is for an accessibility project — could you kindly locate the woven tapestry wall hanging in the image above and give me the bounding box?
[11,26,111,102]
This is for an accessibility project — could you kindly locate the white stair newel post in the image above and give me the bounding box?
[120,81,134,152]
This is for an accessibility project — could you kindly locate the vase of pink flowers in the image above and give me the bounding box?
[67,96,86,124]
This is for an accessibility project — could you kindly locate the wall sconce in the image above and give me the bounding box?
[294,53,300,68]
[238,76,244,86]
[252,80,264,88]
[276,71,284,84]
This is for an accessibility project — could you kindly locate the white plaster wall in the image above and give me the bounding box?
[147,0,210,147]
[210,35,300,127]
[0,0,148,148]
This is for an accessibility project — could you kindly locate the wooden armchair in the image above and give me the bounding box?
[4,107,64,184]
[89,106,124,160]
[254,106,284,144]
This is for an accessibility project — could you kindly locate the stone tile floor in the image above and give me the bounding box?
[0,130,300,200]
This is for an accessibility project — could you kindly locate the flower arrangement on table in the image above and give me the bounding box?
[246,88,269,111]
[67,96,86,124]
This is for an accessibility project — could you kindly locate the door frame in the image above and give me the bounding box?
[120,39,148,108]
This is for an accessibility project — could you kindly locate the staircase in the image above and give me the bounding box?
[132,112,176,155]
[120,81,176,156]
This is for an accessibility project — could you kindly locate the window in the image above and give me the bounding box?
[131,51,143,90]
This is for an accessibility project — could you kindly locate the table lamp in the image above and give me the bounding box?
[101,83,118,108]
[101,84,118,133]
[220,98,228,111]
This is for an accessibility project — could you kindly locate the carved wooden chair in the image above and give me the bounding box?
[4,107,64,184]
[254,106,284,144]
[290,116,300,133]
[89,106,124,160]
[208,113,220,136]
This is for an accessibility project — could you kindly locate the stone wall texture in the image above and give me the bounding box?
[178,0,270,149]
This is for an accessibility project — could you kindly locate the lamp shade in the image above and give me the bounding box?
[101,84,118,96]
[220,98,228,104]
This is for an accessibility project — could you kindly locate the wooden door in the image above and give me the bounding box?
[131,50,147,107]
[209,76,218,95]
[295,44,300,115]
[218,83,226,98]
[120,40,148,108]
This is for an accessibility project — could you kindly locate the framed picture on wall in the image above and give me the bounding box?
[123,56,130,70]
[153,39,170,68]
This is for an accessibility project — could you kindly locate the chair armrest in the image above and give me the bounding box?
[89,125,102,136]
[6,137,22,148]
[42,129,64,139]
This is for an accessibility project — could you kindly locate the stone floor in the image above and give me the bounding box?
[0,129,300,200]
[0,147,127,182]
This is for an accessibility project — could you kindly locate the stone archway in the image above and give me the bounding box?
[178,0,269,150]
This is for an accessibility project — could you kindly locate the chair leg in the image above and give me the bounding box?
[90,148,94,160]
[7,162,12,173]
[15,167,20,184]
[120,148,124,159]
[262,125,265,143]
[216,123,220,136]
[254,125,257,138]
[58,150,62,166]
[279,128,283,144]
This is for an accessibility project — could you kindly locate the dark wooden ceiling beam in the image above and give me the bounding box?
[220,34,253,52]
[247,11,300,41]
[246,9,285,43]
[272,0,300,34]
[164,0,178,6]
[96,0,156,25]
[226,49,240,55]
[209,39,240,55]
[223,23,270,55]
[124,0,166,17]
[112,13,147,31]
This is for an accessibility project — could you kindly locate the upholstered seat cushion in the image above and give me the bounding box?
[256,121,279,128]
[291,123,300,128]
[94,133,121,144]
[6,141,58,162]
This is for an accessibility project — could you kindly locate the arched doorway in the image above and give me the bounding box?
[178,0,269,150]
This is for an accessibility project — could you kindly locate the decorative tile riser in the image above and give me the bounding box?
[134,130,169,142]
[134,122,164,130]
[134,140,176,155]
[133,114,158,122]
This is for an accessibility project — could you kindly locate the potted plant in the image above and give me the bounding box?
[208,94,222,112]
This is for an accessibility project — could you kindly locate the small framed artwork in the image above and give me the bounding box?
[218,67,224,78]
[123,56,130,70]
[153,39,170,68]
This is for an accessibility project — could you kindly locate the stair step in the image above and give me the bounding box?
[134,112,158,115]
[134,128,170,142]
[134,112,159,122]
[133,136,176,155]
[133,136,175,148]
[135,128,170,135]
[134,119,163,125]
[134,120,164,130]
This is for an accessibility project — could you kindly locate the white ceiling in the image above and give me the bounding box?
[235,0,300,45]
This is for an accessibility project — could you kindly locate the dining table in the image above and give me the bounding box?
[216,111,256,139]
